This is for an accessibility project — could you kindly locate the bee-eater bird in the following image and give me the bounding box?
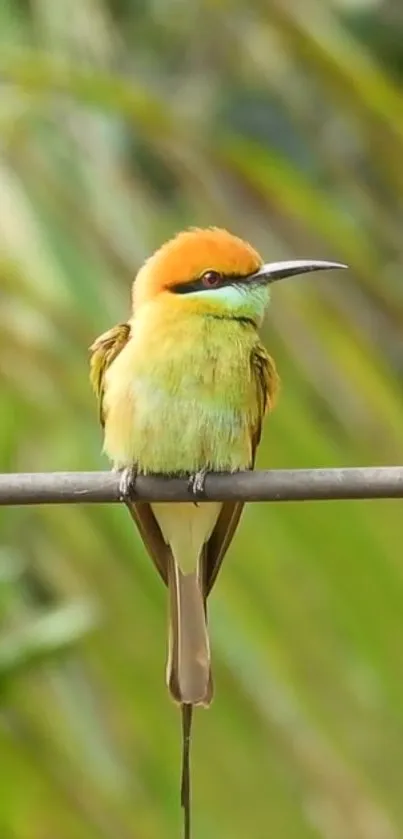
[89,227,346,838]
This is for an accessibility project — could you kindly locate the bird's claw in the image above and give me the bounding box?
[188,468,208,503]
[119,466,138,502]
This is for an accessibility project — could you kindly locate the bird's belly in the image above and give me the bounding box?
[103,371,256,474]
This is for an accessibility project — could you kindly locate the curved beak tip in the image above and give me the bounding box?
[255,259,348,284]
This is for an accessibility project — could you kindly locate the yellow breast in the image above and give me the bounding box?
[102,300,262,473]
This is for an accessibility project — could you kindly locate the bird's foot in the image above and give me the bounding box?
[118,466,138,502]
[188,468,208,505]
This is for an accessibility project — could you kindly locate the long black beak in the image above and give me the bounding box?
[250,259,347,284]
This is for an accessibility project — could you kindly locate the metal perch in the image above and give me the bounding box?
[0,467,402,505]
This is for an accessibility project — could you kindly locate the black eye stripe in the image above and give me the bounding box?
[172,273,247,295]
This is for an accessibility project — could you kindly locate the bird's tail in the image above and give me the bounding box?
[166,557,213,707]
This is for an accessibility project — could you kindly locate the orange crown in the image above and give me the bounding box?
[132,227,263,308]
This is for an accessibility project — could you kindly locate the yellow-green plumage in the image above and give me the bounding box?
[102,299,276,474]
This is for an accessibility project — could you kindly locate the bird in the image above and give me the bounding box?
[89,227,346,838]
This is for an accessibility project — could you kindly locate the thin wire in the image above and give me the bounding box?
[1,466,403,505]
[181,704,193,839]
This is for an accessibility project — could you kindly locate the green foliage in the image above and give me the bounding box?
[1,1,403,836]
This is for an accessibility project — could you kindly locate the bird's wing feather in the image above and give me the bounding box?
[249,342,279,455]
[125,502,169,586]
[203,343,279,595]
[89,323,132,426]
[89,322,169,586]
[203,502,244,596]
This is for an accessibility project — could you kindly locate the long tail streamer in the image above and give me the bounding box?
[181,703,193,839]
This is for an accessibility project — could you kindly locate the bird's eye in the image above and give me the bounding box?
[201,270,221,288]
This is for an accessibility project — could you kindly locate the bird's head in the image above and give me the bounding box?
[132,227,346,325]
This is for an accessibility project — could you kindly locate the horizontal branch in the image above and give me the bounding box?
[0,467,402,506]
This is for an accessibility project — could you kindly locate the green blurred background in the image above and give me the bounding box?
[1,0,403,837]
